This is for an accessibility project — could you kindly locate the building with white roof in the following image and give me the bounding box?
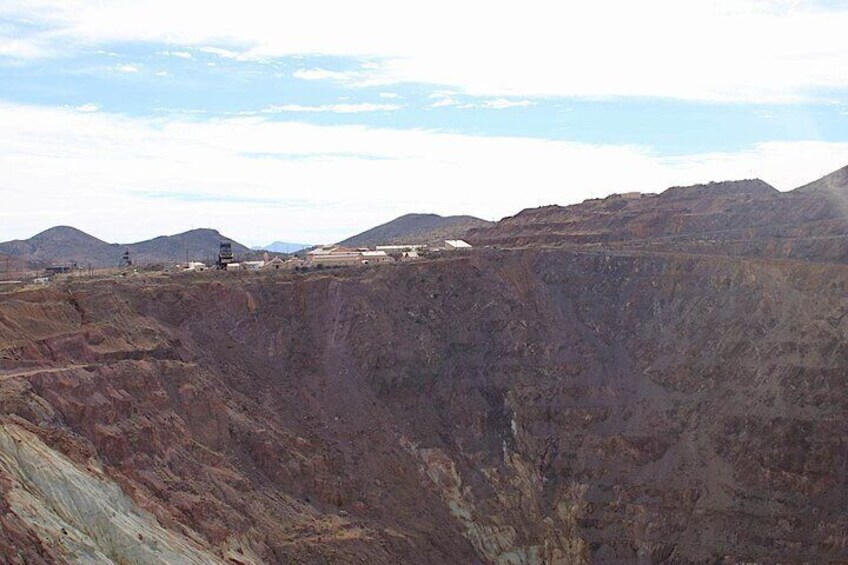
[445,240,472,250]
[361,250,392,264]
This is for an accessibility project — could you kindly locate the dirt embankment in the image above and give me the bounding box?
[0,249,846,563]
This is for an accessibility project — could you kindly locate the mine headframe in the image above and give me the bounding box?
[119,249,132,268]
[217,241,234,269]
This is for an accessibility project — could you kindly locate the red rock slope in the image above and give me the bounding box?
[0,247,846,563]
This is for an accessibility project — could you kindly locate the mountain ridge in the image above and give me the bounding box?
[337,213,493,247]
[0,227,250,268]
[252,241,313,254]
[467,165,848,262]
[7,165,848,269]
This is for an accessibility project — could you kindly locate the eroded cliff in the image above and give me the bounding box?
[0,249,846,563]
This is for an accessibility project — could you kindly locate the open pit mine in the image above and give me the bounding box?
[2,167,848,563]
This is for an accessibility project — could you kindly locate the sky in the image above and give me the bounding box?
[2,1,848,246]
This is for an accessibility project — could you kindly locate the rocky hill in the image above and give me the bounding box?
[0,227,250,268]
[0,226,114,267]
[338,213,493,247]
[125,228,251,266]
[0,252,41,278]
[467,167,848,264]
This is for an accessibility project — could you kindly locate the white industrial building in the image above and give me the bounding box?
[307,246,394,267]
[361,250,391,264]
[376,245,426,252]
[445,240,472,250]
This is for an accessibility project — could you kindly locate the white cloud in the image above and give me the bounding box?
[114,64,139,73]
[0,102,846,245]
[73,103,99,113]
[198,46,253,61]
[429,98,458,108]
[155,70,171,77]
[428,92,533,109]
[480,98,534,109]
[293,68,361,82]
[151,106,207,114]
[379,92,400,99]
[428,91,460,108]
[158,50,192,59]
[2,1,848,101]
[252,103,401,114]
[0,37,47,58]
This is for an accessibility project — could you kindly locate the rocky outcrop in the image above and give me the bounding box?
[0,421,240,564]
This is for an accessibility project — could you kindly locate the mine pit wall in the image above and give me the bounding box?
[0,248,846,563]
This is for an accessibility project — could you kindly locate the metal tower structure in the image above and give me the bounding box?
[217,241,234,269]
[119,249,132,268]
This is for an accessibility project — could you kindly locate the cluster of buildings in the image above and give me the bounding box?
[305,240,472,268]
[6,239,474,287]
[305,247,392,267]
[178,239,475,273]
[183,256,306,272]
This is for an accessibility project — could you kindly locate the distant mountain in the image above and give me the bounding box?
[0,226,250,268]
[125,228,250,265]
[0,226,115,267]
[252,241,312,254]
[0,252,41,277]
[338,213,494,248]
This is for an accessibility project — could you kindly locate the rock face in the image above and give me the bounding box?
[0,422,236,564]
[1,245,847,563]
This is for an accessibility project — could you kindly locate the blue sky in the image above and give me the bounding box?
[2,1,848,246]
